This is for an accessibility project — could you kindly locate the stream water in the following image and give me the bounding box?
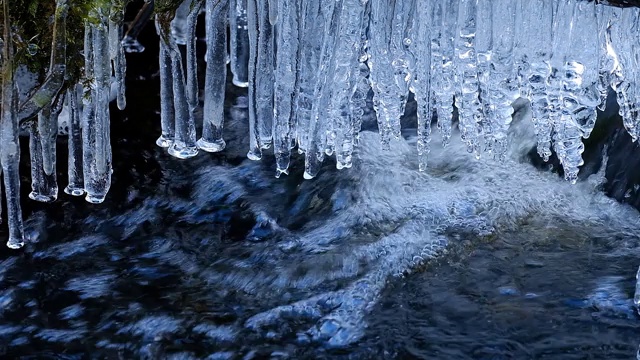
[0,16,638,360]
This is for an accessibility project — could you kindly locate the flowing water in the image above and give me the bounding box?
[0,28,639,360]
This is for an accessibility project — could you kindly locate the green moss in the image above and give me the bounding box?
[33,91,51,108]
[154,0,184,15]
[6,0,134,92]
[10,0,57,77]
[3,0,198,95]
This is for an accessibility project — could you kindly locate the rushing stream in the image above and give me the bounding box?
[0,14,639,360]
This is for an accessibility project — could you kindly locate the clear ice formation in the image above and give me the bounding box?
[1,0,640,248]
[161,0,638,182]
[179,0,635,183]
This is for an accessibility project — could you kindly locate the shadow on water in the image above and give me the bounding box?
[0,2,638,359]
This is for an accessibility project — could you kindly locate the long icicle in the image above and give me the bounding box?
[198,0,228,152]
[29,109,49,203]
[431,0,458,146]
[485,0,519,159]
[229,0,250,87]
[109,3,127,110]
[349,5,371,150]
[291,0,322,155]
[368,0,397,149]
[303,0,341,179]
[37,92,64,202]
[327,0,366,170]
[155,15,175,148]
[1,0,25,249]
[414,0,432,171]
[272,0,299,177]
[522,0,554,162]
[37,0,69,193]
[454,0,482,156]
[246,0,262,160]
[255,0,275,150]
[83,10,112,204]
[65,84,84,196]
[30,93,64,203]
[158,12,199,159]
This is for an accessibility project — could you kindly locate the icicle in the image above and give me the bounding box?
[292,0,322,155]
[198,0,228,152]
[109,6,127,110]
[256,0,275,150]
[1,2,25,249]
[547,0,599,184]
[303,0,341,179]
[611,8,640,142]
[324,0,365,169]
[331,0,367,170]
[430,0,458,146]
[64,85,84,196]
[349,5,371,149]
[627,12,640,143]
[168,31,199,158]
[565,1,600,142]
[229,0,250,87]
[547,1,573,181]
[512,0,527,91]
[388,0,415,136]
[156,11,199,158]
[413,0,432,171]
[82,23,98,184]
[350,62,370,148]
[186,0,204,146]
[247,0,275,159]
[83,14,113,204]
[122,1,153,53]
[28,122,44,201]
[24,0,70,202]
[368,0,408,149]
[563,2,598,183]
[521,0,553,162]
[272,0,299,177]
[172,0,192,45]
[268,0,278,25]
[484,0,519,159]
[247,0,261,160]
[38,92,60,181]
[454,0,482,156]
[30,93,64,202]
[156,19,175,148]
[474,0,492,132]
[596,5,617,111]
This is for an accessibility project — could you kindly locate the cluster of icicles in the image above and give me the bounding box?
[157,0,640,183]
[0,0,126,249]
[0,0,639,248]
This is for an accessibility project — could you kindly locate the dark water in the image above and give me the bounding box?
[362,221,640,359]
[0,5,638,359]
